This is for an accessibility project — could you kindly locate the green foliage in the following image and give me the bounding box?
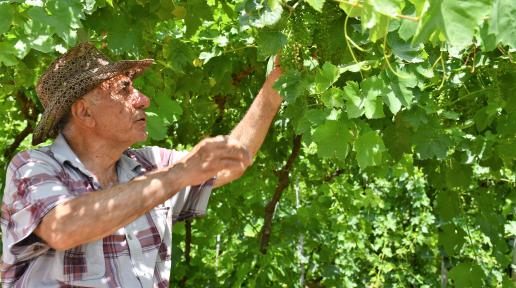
[1,0,515,287]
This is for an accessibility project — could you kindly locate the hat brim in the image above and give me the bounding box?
[32,59,153,145]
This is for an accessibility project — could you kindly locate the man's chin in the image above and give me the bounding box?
[137,131,149,142]
[128,131,149,146]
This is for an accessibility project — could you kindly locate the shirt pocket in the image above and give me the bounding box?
[51,239,106,284]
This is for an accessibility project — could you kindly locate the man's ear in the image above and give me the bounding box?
[70,98,96,128]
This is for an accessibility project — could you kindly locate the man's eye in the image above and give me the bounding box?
[119,81,134,95]
[121,80,131,90]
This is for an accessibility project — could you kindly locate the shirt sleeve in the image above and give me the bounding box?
[1,151,75,264]
[132,147,215,223]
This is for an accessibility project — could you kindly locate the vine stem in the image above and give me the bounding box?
[344,12,369,53]
[344,10,365,79]
[382,19,409,79]
[179,219,192,287]
[512,239,516,281]
[441,255,448,287]
[464,223,482,262]
[295,176,306,287]
[280,0,300,12]
[497,45,515,63]
[437,51,447,91]
[223,45,257,55]
[3,90,39,161]
[260,134,302,254]
[4,124,33,160]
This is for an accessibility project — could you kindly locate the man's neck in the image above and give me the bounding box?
[62,130,126,187]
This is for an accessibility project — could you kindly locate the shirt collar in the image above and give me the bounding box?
[50,133,93,177]
[117,152,143,182]
[49,133,142,182]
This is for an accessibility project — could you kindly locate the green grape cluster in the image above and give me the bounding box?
[281,3,347,71]
[281,4,318,71]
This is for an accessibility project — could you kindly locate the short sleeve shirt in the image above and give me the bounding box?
[0,134,213,288]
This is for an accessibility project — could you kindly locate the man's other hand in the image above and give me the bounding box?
[177,135,252,187]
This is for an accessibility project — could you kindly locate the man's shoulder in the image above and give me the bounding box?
[7,147,57,172]
[4,148,63,203]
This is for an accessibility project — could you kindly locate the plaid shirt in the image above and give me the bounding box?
[1,134,213,287]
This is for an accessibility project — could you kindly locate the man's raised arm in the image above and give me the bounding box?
[214,61,283,188]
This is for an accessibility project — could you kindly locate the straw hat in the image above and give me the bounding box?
[32,42,153,145]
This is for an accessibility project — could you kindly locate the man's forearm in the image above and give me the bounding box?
[214,68,283,187]
[230,69,282,157]
[35,165,187,251]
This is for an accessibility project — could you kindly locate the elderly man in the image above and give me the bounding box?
[1,43,282,287]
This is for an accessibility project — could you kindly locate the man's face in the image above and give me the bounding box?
[83,74,150,146]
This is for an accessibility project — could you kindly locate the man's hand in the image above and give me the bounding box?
[270,54,282,81]
[177,135,252,186]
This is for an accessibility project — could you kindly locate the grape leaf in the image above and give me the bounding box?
[370,0,403,16]
[239,1,283,28]
[387,33,425,63]
[354,130,386,169]
[498,68,516,113]
[146,112,170,141]
[449,263,484,288]
[489,0,516,48]
[444,161,473,189]
[0,42,18,66]
[383,118,413,160]
[46,0,83,45]
[477,212,508,264]
[479,22,498,52]
[496,140,516,167]
[382,92,402,115]
[398,4,418,40]
[439,223,466,256]
[361,76,385,119]
[26,0,83,46]
[256,31,287,59]
[436,189,460,221]
[413,120,452,160]
[414,0,492,49]
[412,0,444,45]
[313,119,352,161]
[185,0,213,37]
[342,78,385,119]
[305,0,325,12]
[321,87,345,108]
[441,0,492,50]
[343,81,363,119]
[163,40,196,73]
[273,71,306,103]
[473,103,498,132]
[314,62,341,94]
[296,109,331,135]
[363,8,390,42]
[0,3,15,34]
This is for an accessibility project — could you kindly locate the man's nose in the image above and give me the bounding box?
[131,89,150,109]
